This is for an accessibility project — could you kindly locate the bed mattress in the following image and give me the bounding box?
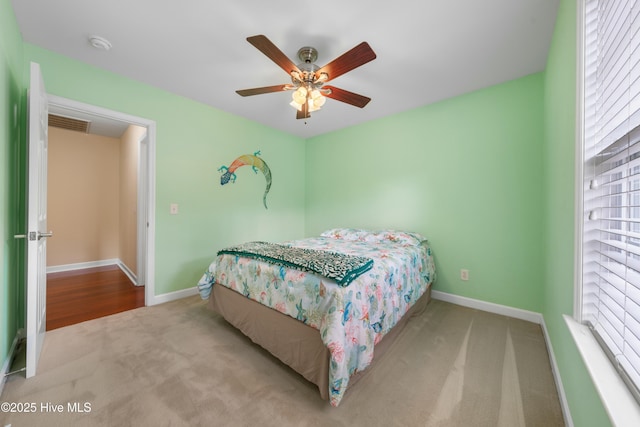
[198,228,436,405]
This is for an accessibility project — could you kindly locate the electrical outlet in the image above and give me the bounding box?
[460,269,469,281]
[170,203,179,215]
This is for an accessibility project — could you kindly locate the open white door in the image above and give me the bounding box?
[25,62,50,378]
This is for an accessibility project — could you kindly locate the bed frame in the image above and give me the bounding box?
[208,283,432,401]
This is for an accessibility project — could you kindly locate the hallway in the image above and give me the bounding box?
[46,265,145,330]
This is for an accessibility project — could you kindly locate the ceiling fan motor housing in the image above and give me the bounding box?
[296,62,321,83]
[297,46,318,63]
[293,47,322,86]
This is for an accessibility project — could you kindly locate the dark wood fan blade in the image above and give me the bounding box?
[323,86,371,108]
[317,42,376,82]
[247,35,301,76]
[296,101,310,119]
[236,85,290,96]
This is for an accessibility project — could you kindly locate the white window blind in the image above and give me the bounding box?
[582,0,640,400]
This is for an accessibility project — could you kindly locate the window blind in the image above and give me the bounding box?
[582,0,640,399]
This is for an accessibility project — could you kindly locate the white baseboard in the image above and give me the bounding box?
[431,290,543,324]
[541,318,575,427]
[47,259,120,274]
[117,261,138,286]
[1,329,24,398]
[431,290,573,426]
[47,259,138,285]
[148,286,198,306]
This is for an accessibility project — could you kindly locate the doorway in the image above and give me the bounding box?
[46,265,145,330]
[46,95,156,312]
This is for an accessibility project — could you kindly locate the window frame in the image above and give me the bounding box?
[571,0,640,423]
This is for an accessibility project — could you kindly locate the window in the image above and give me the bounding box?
[581,0,640,402]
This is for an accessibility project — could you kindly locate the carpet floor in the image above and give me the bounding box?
[1,295,565,426]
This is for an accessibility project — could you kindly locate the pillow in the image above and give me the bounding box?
[321,228,427,246]
[364,230,427,246]
[320,228,370,241]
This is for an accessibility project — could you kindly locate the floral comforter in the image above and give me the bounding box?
[197,228,436,406]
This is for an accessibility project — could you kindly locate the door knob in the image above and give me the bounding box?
[37,231,53,240]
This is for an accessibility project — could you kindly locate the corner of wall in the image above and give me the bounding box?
[0,0,26,396]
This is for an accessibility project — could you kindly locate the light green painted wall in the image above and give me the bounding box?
[0,1,619,424]
[542,0,610,425]
[22,44,307,296]
[0,0,25,382]
[306,74,545,312]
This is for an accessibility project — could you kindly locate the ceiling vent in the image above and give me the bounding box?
[48,114,91,133]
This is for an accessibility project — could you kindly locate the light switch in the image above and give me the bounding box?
[170,203,179,215]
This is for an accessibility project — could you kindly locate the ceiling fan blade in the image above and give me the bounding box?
[317,42,376,82]
[296,102,310,120]
[236,85,291,96]
[247,35,301,76]
[323,86,371,108]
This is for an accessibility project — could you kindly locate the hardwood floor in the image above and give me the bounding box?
[46,265,145,331]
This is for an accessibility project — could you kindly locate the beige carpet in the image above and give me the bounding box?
[1,295,564,427]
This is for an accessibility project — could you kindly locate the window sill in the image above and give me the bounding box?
[564,315,640,426]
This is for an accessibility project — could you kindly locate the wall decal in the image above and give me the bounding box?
[218,151,272,209]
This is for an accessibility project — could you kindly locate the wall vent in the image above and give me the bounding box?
[48,114,91,133]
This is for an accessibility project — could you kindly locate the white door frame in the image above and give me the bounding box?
[136,130,150,288]
[47,95,157,305]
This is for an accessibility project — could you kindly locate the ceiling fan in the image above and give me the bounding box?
[236,35,377,120]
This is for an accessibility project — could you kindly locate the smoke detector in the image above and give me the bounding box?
[89,36,112,51]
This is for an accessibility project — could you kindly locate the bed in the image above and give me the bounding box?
[197,228,436,406]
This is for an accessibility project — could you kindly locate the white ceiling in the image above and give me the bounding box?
[11,0,560,139]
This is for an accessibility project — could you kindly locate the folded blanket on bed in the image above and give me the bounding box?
[218,241,373,287]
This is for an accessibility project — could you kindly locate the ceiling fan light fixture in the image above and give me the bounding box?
[310,89,326,108]
[292,86,308,104]
[308,101,322,113]
[290,86,326,113]
[289,100,303,111]
[290,87,308,111]
[310,89,323,100]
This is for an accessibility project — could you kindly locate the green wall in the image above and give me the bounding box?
[0,0,618,424]
[542,0,610,425]
[22,45,307,297]
[306,74,545,312]
[0,0,25,384]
